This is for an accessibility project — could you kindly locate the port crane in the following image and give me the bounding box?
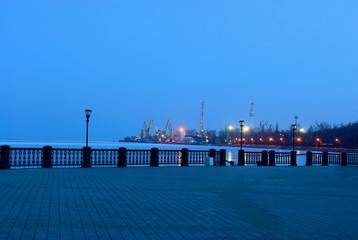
[140,120,175,142]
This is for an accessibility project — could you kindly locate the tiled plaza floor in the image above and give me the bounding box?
[0,166,357,240]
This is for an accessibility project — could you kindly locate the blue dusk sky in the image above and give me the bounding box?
[1,0,357,141]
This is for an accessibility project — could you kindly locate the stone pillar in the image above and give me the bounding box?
[180,148,189,167]
[42,146,53,168]
[269,150,276,166]
[341,152,347,166]
[219,149,226,166]
[82,147,92,168]
[261,150,268,166]
[150,148,159,167]
[306,151,312,166]
[118,147,127,167]
[238,149,245,166]
[290,151,297,166]
[0,145,10,169]
[322,151,328,166]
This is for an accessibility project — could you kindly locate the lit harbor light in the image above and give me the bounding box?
[227,125,234,130]
[299,128,305,133]
[243,126,250,132]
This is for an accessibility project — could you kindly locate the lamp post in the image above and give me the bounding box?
[291,124,297,151]
[294,115,298,125]
[85,109,92,147]
[239,120,245,150]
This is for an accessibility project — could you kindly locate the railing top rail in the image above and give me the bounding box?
[52,148,83,151]
[126,149,151,152]
[91,149,120,151]
[10,148,44,151]
[187,150,210,153]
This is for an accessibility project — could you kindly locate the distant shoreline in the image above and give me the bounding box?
[119,141,358,153]
[0,139,357,153]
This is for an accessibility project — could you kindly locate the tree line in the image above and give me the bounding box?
[201,121,358,149]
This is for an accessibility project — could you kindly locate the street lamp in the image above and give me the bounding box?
[291,124,297,151]
[239,120,245,150]
[294,115,298,125]
[85,109,92,147]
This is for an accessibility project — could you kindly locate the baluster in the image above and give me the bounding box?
[74,150,78,166]
[20,150,25,166]
[98,151,102,165]
[66,151,70,166]
[73,150,77,166]
[13,150,17,166]
[52,150,56,166]
[70,151,74,166]
[133,151,136,165]
[109,151,112,165]
[8,149,12,166]
[36,150,40,166]
[127,151,131,165]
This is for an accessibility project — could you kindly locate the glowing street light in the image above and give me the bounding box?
[243,126,250,132]
[227,125,234,131]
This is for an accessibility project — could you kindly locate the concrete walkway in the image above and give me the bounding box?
[0,166,357,240]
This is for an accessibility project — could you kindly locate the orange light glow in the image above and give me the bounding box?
[316,138,321,142]
[250,138,254,142]
[259,138,263,141]
[179,128,185,133]
[279,137,284,141]
[297,137,302,142]
[335,138,340,142]
[268,137,274,142]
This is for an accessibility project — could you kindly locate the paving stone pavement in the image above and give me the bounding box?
[0,166,357,240]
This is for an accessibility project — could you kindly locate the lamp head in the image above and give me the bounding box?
[239,120,245,127]
[85,109,92,119]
